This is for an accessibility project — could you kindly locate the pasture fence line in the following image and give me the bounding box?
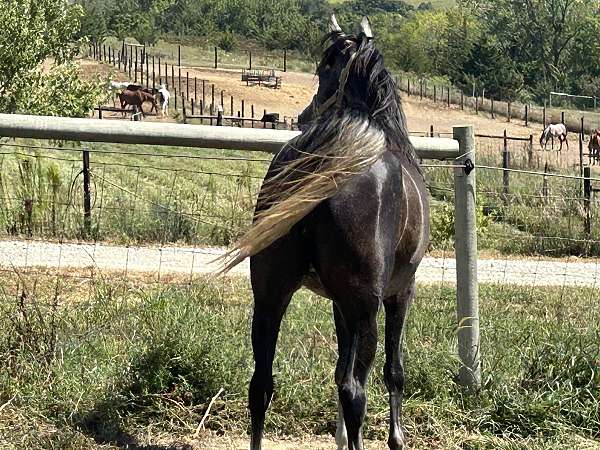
[0,113,481,391]
[89,40,290,75]
[89,44,289,130]
[397,72,600,136]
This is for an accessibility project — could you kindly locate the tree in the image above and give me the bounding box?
[0,0,108,116]
[462,0,600,98]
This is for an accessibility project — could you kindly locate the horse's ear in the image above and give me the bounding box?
[329,14,344,37]
[359,16,373,40]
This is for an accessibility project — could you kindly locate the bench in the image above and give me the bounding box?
[242,69,282,89]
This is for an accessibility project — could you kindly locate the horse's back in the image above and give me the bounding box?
[304,151,427,296]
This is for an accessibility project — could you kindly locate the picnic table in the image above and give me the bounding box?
[241,69,282,89]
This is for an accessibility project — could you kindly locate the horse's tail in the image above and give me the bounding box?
[214,114,387,273]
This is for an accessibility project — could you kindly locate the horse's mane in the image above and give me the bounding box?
[316,34,416,164]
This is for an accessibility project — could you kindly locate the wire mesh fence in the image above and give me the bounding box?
[1,135,599,290]
[2,133,599,448]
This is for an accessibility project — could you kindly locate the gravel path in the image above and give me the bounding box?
[0,239,599,287]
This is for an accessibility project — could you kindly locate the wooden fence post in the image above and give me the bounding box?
[434,85,437,102]
[186,71,190,100]
[178,44,181,67]
[211,84,215,112]
[82,147,91,238]
[241,100,245,126]
[542,163,549,203]
[178,67,182,98]
[543,104,547,128]
[525,104,529,127]
[461,91,464,110]
[452,125,480,392]
[249,51,252,70]
[584,166,592,237]
[580,117,585,176]
[502,129,510,201]
[230,95,234,116]
[214,47,218,69]
[202,80,206,112]
[491,98,495,119]
[528,135,534,168]
[283,50,287,72]
[507,101,511,122]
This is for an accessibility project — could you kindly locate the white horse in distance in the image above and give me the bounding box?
[540,123,568,151]
[158,84,170,117]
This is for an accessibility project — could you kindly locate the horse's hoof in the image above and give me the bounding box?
[387,434,406,450]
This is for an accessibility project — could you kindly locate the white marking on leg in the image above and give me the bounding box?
[335,397,348,450]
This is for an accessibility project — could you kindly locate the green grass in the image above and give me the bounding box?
[0,274,598,448]
[104,37,317,74]
[329,0,456,9]
[0,140,269,246]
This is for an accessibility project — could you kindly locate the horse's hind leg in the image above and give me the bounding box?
[383,277,415,450]
[249,234,308,450]
[333,303,350,450]
[334,295,379,450]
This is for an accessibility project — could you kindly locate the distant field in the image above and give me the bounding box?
[329,0,456,8]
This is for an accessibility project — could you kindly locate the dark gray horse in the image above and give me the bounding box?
[222,15,429,450]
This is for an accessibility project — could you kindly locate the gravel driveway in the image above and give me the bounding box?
[0,239,598,288]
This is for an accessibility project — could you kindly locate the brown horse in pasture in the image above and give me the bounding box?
[118,89,158,117]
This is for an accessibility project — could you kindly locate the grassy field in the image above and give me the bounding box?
[103,37,316,74]
[329,0,456,9]
[0,273,597,448]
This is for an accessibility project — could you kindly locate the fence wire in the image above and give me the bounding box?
[0,137,599,295]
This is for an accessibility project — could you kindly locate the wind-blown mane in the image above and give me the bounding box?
[215,33,415,273]
[316,34,415,162]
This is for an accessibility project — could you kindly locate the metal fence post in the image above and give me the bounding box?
[82,147,92,238]
[452,125,481,391]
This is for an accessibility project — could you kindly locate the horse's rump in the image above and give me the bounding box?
[216,111,387,272]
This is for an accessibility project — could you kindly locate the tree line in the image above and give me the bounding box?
[79,0,600,104]
[3,0,600,116]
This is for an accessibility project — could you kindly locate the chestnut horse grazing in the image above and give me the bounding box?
[118,89,158,117]
[589,128,600,165]
[220,15,429,450]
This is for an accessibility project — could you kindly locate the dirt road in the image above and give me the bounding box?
[1,239,598,288]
